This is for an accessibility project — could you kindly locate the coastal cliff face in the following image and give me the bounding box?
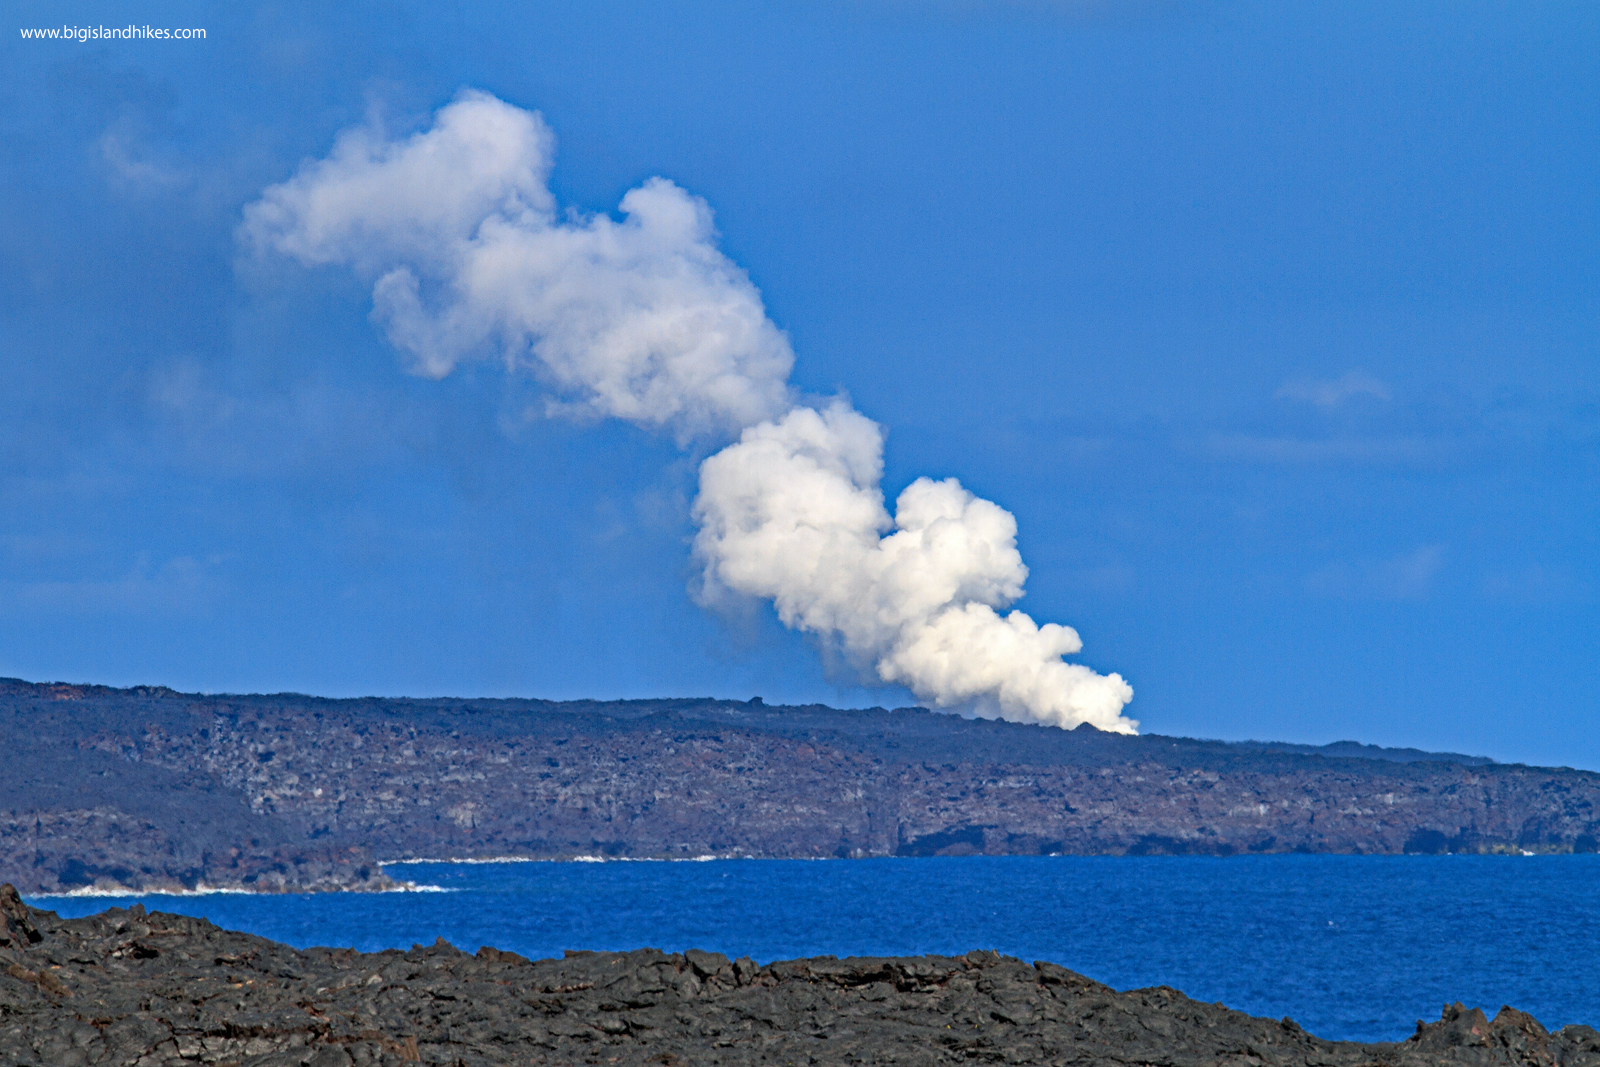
[1,885,1596,1066]
[2,678,1598,892]
[112,711,1600,861]
[0,713,392,896]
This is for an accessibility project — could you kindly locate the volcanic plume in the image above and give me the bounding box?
[241,90,1136,732]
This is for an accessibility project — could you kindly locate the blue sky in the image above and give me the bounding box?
[3,1,1595,764]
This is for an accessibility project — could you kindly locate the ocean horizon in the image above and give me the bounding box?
[27,853,1600,1045]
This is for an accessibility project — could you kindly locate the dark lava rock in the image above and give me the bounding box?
[5,677,1600,888]
[0,725,393,895]
[2,885,1596,1066]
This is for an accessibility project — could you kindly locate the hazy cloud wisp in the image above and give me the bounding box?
[1276,370,1391,409]
[241,90,1136,733]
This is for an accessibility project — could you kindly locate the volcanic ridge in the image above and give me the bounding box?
[2,678,1596,895]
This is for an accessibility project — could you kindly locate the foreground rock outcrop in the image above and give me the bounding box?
[1,885,1596,1066]
[4,677,1600,892]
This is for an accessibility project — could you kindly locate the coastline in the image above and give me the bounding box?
[383,852,734,865]
[22,848,1570,900]
[24,881,455,899]
[2,885,1593,1066]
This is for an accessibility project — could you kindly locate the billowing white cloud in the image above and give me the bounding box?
[693,404,1135,730]
[241,91,794,438]
[242,90,1136,733]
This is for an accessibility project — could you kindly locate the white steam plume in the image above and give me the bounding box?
[242,90,1136,733]
[693,404,1134,730]
[242,91,792,438]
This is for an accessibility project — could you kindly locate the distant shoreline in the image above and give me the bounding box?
[21,850,1580,901]
[24,880,454,900]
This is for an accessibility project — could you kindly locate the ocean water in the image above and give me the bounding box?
[29,855,1600,1044]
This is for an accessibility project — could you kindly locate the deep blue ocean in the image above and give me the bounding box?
[28,855,1600,1044]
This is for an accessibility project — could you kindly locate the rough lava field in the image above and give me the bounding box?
[3,884,1597,1066]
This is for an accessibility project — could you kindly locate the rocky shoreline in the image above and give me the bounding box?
[2,885,1595,1066]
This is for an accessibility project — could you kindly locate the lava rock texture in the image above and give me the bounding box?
[2,886,1597,1067]
[5,678,1600,893]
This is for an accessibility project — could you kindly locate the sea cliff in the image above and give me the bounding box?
[4,678,1598,894]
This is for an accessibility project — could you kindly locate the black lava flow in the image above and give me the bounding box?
[3,885,1597,1066]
